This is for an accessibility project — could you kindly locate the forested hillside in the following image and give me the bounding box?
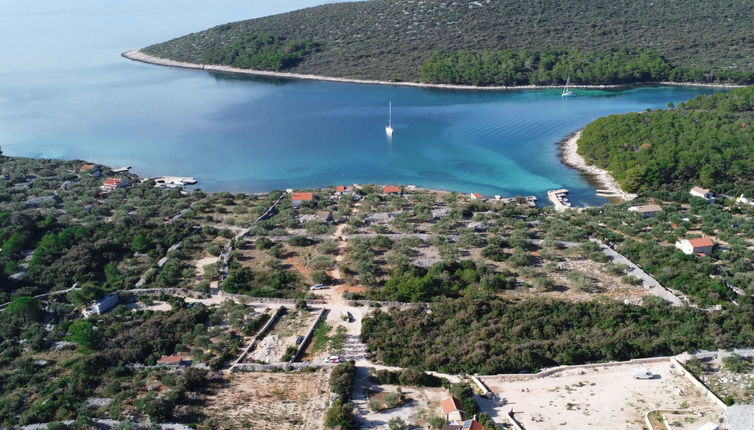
[578,85,754,194]
[143,0,754,85]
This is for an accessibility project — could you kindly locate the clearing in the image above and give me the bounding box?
[203,370,330,429]
[479,360,724,430]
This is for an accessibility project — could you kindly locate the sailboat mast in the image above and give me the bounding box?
[389,101,392,127]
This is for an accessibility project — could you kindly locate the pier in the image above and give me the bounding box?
[547,189,572,212]
[150,176,198,188]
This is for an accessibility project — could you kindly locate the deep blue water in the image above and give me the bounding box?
[0,1,723,205]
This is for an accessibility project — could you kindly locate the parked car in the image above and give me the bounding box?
[631,367,654,379]
[309,283,328,290]
[325,355,344,363]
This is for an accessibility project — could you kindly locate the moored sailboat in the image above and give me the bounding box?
[385,102,394,136]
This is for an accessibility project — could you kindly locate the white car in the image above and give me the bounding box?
[309,283,327,290]
[325,355,344,363]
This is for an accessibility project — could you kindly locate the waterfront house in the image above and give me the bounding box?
[291,192,314,207]
[102,178,128,190]
[469,193,484,200]
[440,396,465,422]
[675,237,714,256]
[690,187,715,202]
[335,185,354,194]
[628,204,663,218]
[383,185,402,195]
[157,355,192,367]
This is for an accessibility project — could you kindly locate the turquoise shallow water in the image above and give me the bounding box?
[0,1,723,205]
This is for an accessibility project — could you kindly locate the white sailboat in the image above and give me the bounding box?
[562,76,575,97]
[385,102,394,136]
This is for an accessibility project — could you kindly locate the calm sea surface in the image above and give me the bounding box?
[0,1,722,205]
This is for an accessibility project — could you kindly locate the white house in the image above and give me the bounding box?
[675,237,714,256]
[628,204,663,218]
[89,293,118,315]
[690,187,715,202]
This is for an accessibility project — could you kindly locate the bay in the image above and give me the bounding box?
[0,0,722,205]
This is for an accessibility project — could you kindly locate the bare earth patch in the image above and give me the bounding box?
[204,370,330,430]
[479,360,724,430]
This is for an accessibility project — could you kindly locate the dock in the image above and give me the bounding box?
[111,166,131,173]
[547,189,572,212]
[150,176,198,188]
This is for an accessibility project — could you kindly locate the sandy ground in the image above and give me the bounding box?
[479,361,724,430]
[358,384,448,429]
[560,131,637,201]
[195,255,219,280]
[203,370,330,430]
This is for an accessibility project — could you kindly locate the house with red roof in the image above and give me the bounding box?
[441,420,482,430]
[80,164,101,178]
[675,237,714,256]
[291,192,314,207]
[101,177,128,190]
[440,396,465,422]
[383,185,402,195]
[469,193,484,200]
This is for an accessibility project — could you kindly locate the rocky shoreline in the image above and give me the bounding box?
[558,131,637,202]
[122,49,744,92]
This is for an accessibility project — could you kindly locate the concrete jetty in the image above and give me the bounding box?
[547,189,571,212]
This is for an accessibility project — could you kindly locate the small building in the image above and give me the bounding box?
[460,420,483,430]
[90,293,118,315]
[291,192,314,208]
[690,187,715,202]
[628,204,663,218]
[335,185,354,195]
[156,355,192,367]
[698,423,719,430]
[469,193,484,200]
[80,164,102,178]
[440,396,465,422]
[102,177,128,190]
[383,185,402,195]
[675,237,714,256]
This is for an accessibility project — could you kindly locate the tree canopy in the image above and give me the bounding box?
[578,85,754,194]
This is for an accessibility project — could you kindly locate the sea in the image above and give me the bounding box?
[0,0,723,205]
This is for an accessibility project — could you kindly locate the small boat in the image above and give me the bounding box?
[562,76,575,97]
[385,101,394,136]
